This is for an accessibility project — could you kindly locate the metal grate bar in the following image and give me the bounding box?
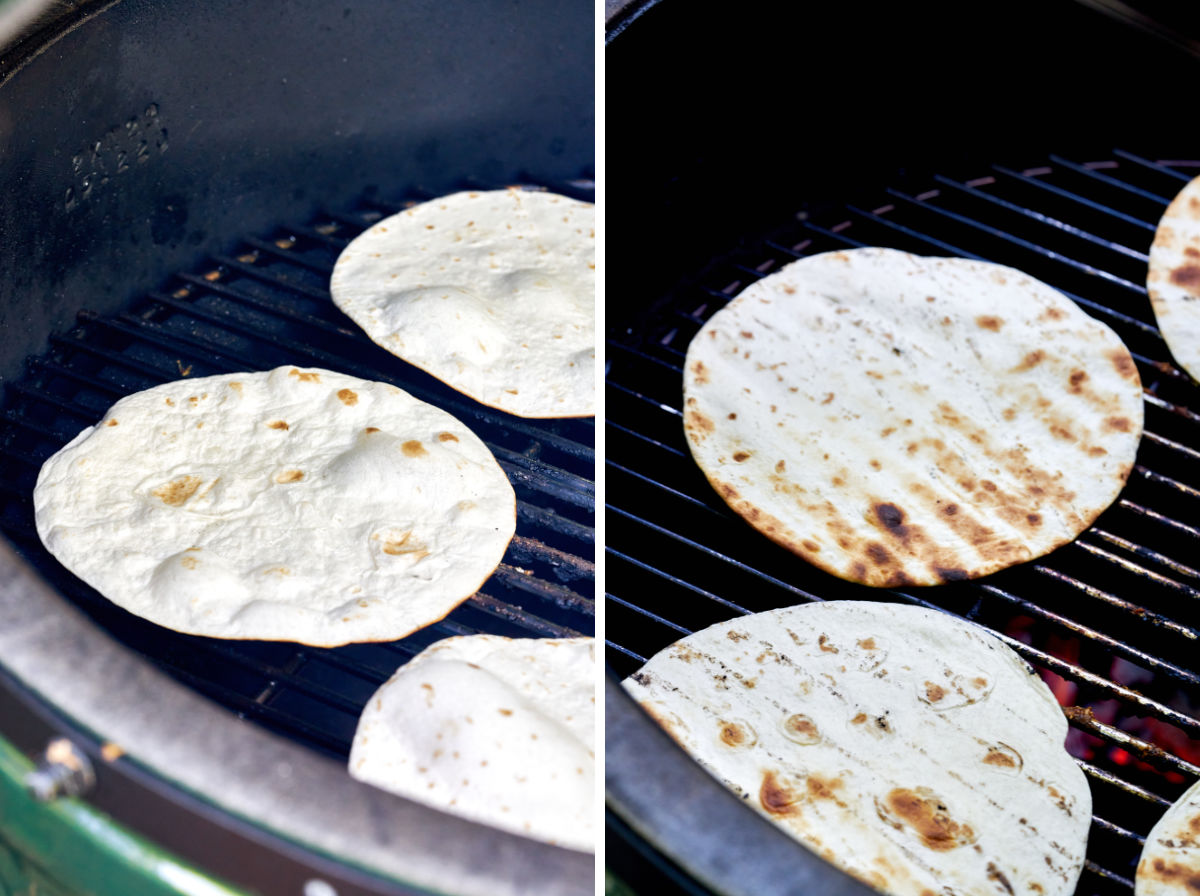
[991,165,1157,232]
[930,174,1149,262]
[883,187,1146,294]
[1048,155,1175,203]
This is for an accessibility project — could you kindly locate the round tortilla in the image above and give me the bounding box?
[623,600,1090,896]
[33,366,515,646]
[1148,174,1200,383]
[349,634,595,852]
[683,247,1143,587]
[330,188,595,418]
[1136,777,1200,896]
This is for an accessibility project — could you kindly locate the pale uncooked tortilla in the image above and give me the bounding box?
[1136,777,1200,896]
[624,600,1090,896]
[349,634,595,852]
[330,188,595,418]
[34,366,515,646]
[1148,174,1200,383]
[683,247,1144,586]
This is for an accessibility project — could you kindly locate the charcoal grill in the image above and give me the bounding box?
[605,2,1200,894]
[0,2,593,894]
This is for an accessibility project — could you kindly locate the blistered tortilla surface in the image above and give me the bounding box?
[624,600,1090,896]
[683,247,1143,586]
[33,366,515,646]
[330,188,595,418]
[1148,174,1200,383]
[1135,777,1200,896]
[350,634,595,852]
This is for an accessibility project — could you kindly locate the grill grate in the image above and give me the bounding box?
[605,151,1200,895]
[0,180,595,762]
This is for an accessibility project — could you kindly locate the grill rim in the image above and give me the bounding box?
[0,533,594,896]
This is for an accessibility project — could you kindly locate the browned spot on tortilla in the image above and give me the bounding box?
[740,330,754,339]
[732,451,751,462]
[402,439,428,457]
[933,565,970,582]
[337,388,358,406]
[437,432,459,442]
[1105,416,1133,432]
[229,381,242,393]
[152,475,203,506]
[775,460,786,473]
[498,708,513,716]
[180,555,198,570]
[106,418,119,426]
[865,542,894,567]
[984,747,1017,768]
[818,634,838,653]
[1110,350,1138,380]
[1014,350,1046,372]
[165,397,175,407]
[364,426,380,433]
[1068,370,1088,393]
[687,410,715,437]
[1170,264,1200,291]
[1026,513,1042,527]
[976,315,1003,331]
[874,502,909,540]
[691,360,710,385]
[719,721,750,747]
[288,368,321,382]
[759,771,802,817]
[1142,858,1200,894]
[275,469,304,483]
[806,774,845,805]
[801,539,820,553]
[379,530,429,559]
[1041,306,1067,322]
[987,863,1015,895]
[783,715,819,741]
[267,420,289,430]
[881,788,975,851]
[925,682,946,703]
[821,392,834,405]
[851,713,868,725]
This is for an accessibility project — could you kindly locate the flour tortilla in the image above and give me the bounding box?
[624,600,1090,896]
[330,188,595,418]
[1136,777,1200,896]
[683,247,1143,586]
[33,366,515,646]
[1148,174,1200,383]
[349,634,595,852]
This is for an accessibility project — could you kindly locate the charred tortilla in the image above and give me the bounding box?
[1136,777,1200,896]
[623,600,1090,896]
[34,366,515,646]
[682,247,1143,586]
[330,188,595,418]
[1148,174,1200,383]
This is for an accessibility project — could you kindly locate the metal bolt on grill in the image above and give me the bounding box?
[605,150,1200,895]
[0,180,595,762]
